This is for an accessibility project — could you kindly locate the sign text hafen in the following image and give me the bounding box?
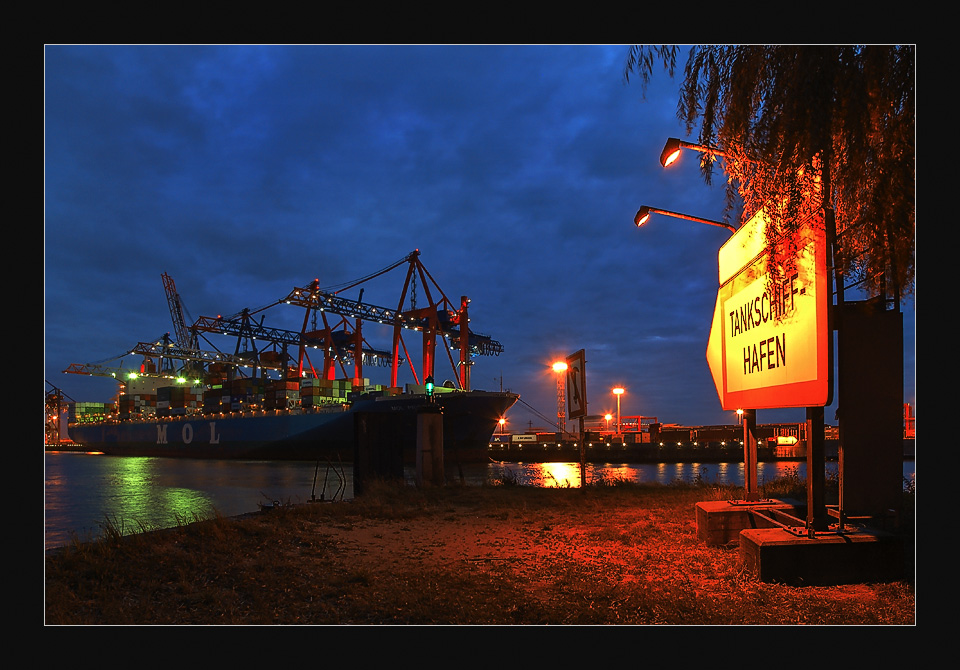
[729,271,799,375]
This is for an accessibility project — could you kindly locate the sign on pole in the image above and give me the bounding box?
[706,206,831,410]
[565,349,587,419]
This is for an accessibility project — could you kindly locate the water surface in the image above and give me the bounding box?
[45,452,915,551]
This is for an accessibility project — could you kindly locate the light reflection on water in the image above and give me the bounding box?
[44,453,348,551]
[45,452,915,551]
[486,460,858,488]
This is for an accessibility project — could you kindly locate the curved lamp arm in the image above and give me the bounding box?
[634,205,736,234]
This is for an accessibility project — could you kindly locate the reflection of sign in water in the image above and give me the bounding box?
[565,349,587,419]
[706,207,830,410]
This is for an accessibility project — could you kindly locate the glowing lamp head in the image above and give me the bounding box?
[662,149,681,167]
[634,206,651,227]
[659,137,684,168]
[552,362,568,373]
[613,387,624,396]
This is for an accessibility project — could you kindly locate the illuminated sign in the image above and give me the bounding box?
[565,349,587,419]
[706,206,831,410]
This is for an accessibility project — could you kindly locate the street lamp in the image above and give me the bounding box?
[604,413,612,433]
[634,205,737,234]
[657,137,768,501]
[658,136,836,524]
[612,387,624,436]
[552,361,567,435]
[659,137,727,168]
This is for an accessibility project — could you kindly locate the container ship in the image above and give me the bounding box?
[57,251,518,463]
[64,382,517,463]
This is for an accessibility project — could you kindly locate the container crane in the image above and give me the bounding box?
[65,251,503,395]
[66,274,272,384]
[278,250,503,391]
[63,335,284,382]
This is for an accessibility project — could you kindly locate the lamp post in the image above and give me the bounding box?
[642,139,757,499]
[552,361,567,435]
[736,408,759,501]
[634,205,737,234]
[612,387,624,437]
[655,137,827,526]
[604,413,612,434]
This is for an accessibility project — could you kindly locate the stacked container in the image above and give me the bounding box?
[202,385,224,414]
[300,378,340,407]
[69,402,116,423]
[227,377,264,411]
[299,378,378,407]
[265,379,299,410]
[156,385,203,417]
[117,392,157,418]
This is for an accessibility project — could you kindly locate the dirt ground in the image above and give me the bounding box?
[284,487,912,616]
[45,485,915,625]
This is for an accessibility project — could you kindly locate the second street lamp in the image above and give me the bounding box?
[612,387,624,437]
[634,205,737,234]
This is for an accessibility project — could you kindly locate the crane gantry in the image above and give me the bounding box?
[274,250,502,391]
[64,251,503,393]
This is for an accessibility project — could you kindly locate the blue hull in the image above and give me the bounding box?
[68,391,519,462]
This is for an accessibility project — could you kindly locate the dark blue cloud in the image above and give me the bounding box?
[45,45,915,430]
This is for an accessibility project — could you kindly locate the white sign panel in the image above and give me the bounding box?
[707,206,831,410]
[565,349,587,419]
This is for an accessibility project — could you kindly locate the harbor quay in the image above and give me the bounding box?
[488,421,845,464]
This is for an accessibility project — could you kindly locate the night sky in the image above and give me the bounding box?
[44,45,916,430]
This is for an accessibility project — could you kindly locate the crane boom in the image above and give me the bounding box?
[191,314,397,367]
[63,336,285,381]
[162,273,197,350]
[281,284,503,356]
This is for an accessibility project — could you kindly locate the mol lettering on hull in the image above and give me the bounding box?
[155,421,220,445]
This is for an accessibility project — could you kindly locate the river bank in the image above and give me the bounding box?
[44,479,915,625]
[44,452,915,553]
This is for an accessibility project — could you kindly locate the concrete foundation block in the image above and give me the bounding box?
[739,527,905,585]
[695,500,798,546]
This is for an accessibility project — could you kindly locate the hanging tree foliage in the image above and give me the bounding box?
[625,45,915,303]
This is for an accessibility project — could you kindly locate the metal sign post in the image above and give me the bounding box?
[741,409,758,501]
[565,350,587,488]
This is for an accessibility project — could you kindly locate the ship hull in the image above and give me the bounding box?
[67,391,518,463]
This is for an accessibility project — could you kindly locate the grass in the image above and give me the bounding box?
[44,476,915,625]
